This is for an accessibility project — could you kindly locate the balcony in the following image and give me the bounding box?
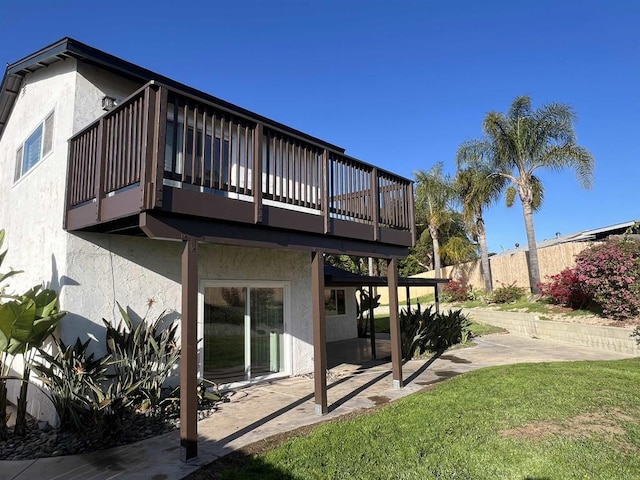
[65,82,415,253]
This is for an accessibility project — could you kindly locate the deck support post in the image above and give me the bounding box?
[368,285,376,360]
[311,250,328,415]
[180,238,199,462]
[388,258,403,389]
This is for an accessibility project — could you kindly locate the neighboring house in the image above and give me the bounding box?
[0,38,415,459]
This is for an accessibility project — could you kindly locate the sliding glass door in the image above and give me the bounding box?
[202,284,286,384]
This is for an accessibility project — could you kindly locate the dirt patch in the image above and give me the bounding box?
[498,410,634,441]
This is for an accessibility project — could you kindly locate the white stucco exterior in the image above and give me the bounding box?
[326,288,358,342]
[0,56,360,424]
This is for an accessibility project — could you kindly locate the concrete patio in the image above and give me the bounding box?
[2,333,635,480]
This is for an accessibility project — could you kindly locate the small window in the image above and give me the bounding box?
[324,289,346,316]
[15,111,54,181]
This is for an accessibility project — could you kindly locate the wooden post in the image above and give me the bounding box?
[253,123,263,223]
[405,285,411,311]
[311,250,327,415]
[322,150,330,234]
[95,118,107,221]
[371,168,380,241]
[368,285,376,360]
[388,258,403,389]
[152,86,167,208]
[180,238,198,462]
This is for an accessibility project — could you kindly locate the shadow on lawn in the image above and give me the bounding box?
[204,453,298,480]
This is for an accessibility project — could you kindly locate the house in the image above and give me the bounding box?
[0,38,418,460]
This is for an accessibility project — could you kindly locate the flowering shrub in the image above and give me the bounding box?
[574,239,640,320]
[490,283,525,303]
[538,267,592,309]
[441,278,471,302]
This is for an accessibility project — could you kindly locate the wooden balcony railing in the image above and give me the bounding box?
[66,82,415,246]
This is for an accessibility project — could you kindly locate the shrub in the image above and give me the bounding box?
[441,278,471,302]
[104,303,180,413]
[574,238,640,320]
[422,309,471,353]
[35,304,180,434]
[399,305,471,359]
[538,267,592,309]
[490,283,526,303]
[400,304,434,361]
[33,336,111,432]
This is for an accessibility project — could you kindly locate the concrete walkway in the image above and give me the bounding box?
[2,334,635,480]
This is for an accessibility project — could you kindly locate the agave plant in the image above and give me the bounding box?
[103,303,180,413]
[422,309,471,354]
[33,336,111,432]
[399,306,471,360]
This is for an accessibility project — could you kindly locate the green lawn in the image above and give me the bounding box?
[372,316,505,337]
[196,359,640,479]
[380,292,435,307]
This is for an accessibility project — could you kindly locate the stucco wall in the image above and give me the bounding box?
[63,234,315,375]
[0,58,80,423]
[326,287,358,342]
[74,62,143,133]
[0,58,78,295]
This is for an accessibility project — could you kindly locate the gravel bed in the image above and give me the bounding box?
[0,406,218,461]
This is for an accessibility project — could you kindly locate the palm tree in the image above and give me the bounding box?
[414,163,456,282]
[459,96,594,294]
[454,162,506,293]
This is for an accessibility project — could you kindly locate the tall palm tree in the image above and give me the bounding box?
[460,96,594,294]
[454,162,506,293]
[414,163,456,282]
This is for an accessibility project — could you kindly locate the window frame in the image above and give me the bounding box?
[324,288,346,316]
[14,111,55,182]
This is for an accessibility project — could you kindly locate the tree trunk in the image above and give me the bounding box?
[521,200,541,294]
[431,229,441,278]
[0,380,7,440]
[476,215,493,294]
[14,366,30,436]
[430,226,442,298]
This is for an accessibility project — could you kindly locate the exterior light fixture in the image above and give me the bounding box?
[102,95,117,111]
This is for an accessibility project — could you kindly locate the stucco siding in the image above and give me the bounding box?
[0,59,77,295]
[74,62,144,133]
[63,234,315,375]
[326,287,358,342]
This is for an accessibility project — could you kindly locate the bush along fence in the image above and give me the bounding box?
[538,236,640,320]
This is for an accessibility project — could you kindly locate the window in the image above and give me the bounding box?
[324,289,346,316]
[14,112,54,181]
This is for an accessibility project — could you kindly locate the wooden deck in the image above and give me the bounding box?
[65,82,415,255]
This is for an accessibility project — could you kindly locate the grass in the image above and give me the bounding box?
[191,359,640,479]
[380,292,435,307]
[372,315,505,337]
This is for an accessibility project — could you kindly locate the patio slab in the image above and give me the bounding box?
[2,333,635,480]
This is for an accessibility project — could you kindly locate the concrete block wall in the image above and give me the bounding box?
[459,308,640,356]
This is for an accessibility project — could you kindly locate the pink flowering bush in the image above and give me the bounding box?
[538,267,592,309]
[442,278,471,302]
[574,239,640,320]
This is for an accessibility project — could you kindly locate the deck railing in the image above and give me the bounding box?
[66,82,415,239]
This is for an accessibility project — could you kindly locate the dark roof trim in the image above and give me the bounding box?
[324,265,449,288]
[0,37,346,153]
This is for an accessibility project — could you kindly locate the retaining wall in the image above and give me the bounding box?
[458,308,640,356]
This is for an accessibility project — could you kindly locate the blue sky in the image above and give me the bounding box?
[1,0,638,252]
